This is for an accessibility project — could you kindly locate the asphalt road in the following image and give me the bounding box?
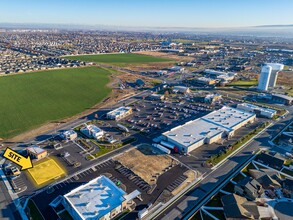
[0,89,151,219]
[0,179,21,220]
[154,107,293,220]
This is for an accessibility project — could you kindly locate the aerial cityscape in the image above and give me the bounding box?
[1,1,293,220]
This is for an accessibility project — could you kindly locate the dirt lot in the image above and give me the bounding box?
[122,51,194,72]
[114,145,177,184]
[278,71,293,87]
[134,51,193,62]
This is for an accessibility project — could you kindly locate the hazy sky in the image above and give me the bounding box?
[1,0,293,28]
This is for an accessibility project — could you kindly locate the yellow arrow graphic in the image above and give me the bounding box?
[3,148,33,171]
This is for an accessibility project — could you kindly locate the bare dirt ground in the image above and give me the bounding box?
[277,71,293,87]
[134,51,193,62]
[114,148,177,185]
[124,51,194,72]
[124,62,175,72]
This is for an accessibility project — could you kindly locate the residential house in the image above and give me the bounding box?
[256,153,285,170]
[221,193,260,219]
[234,177,263,200]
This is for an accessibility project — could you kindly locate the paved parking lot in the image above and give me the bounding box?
[119,97,211,139]
[174,117,267,174]
[29,155,188,220]
[10,176,27,193]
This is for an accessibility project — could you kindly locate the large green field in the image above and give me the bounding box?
[0,67,112,139]
[63,53,172,66]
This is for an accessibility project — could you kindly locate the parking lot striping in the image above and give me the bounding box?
[188,154,199,159]
[72,140,95,159]
[27,158,66,186]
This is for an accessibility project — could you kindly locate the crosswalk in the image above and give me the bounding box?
[12,176,27,193]
[166,175,187,192]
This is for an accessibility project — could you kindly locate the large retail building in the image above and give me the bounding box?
[160,106,256,153]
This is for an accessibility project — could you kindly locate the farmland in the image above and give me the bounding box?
[63,53,173,67]
[0,67,112,139]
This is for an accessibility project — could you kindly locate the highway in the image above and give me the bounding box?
[153,107,293,220]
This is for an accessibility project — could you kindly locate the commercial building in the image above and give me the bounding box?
[257,63,284,91]
[148,94,165,101]
[106,106,132,121]
[271,93,293,105]
[80,124,104,140]
[62,175,140,220]
[61,130,78,141]
[194,77,217,85]
[160,106,255,153]
[204,94,222,104]
[173,86,190,94]
[237,103,276,119]
[204,69,237,81]
[26,145,48,160]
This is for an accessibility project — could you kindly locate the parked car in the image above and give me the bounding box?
[10,167,21,176]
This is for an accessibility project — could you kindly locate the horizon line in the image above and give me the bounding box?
[1,22,293,30]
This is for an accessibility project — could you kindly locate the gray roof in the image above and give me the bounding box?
[163,106,255,148]
[249,169,281,189]
[272,93,293,101]
[222,194,256,219]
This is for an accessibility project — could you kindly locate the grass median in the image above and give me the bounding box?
[86,137,136,160]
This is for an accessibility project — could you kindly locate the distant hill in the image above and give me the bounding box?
[254,24,293,28]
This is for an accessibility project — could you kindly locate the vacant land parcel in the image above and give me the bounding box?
[114,145,177,184]
[63,53,172,67]
[0,67,112,139]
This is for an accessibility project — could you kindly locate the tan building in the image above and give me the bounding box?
[27,145,48,160]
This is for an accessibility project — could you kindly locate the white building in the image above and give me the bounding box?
[237,103,277,119]
[61,130,77,141]
[106,106,132,121]
[173,86,190,94]
[266,63,284,87]
[161,106,255,153]
[204,69,237,80]
[62,175,140,220]
[80,124,104,140]
[257,65,272,91]
[257,63,284,91]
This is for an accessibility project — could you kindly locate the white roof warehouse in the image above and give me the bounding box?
[62,175,140,220]
[161,106,256,153]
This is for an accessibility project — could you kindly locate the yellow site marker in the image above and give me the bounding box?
[3,147,33,171]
